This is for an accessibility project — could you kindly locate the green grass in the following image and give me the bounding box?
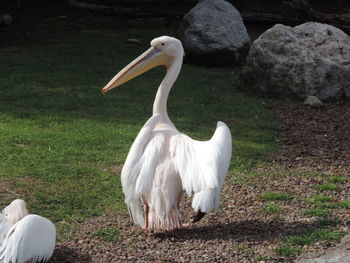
[304,208,332,218]
[233,245,247,251]
[232,175,247,185]
[0,2,277,237]
[315,218,339,226]
[339,200,350,209]
[259,203,283,214]
[326,176,345,183]
[256,255,269,261]
[91,228,120,243]
[276,229,344,258]
[306,195,350,211]
[315,183,338,191]
[314,202,338,209]
[275,244,301,257]
[284,229,343,246]
[259,192,291,201]
[311,195,333,202]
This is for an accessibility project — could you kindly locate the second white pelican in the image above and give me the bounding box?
[102,36,232,231]
[0,199,56,263]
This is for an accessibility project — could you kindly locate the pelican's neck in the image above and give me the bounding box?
[153,55,183,126]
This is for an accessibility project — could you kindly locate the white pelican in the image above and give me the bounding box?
[0,199,56,263]
[102,36,232,231]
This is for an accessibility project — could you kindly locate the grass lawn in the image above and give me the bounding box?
[0,2,277,238]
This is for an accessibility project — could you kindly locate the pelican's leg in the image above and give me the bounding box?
[143,204,149,231]
[192,210,206,223]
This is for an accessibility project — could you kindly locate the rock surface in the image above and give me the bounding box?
[295,234,350,263]
[0,14,12,27]
[245,22,350,100]
[179,0,251,66]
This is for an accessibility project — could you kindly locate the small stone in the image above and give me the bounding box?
[127,39,141,44]
[304,96,323,107]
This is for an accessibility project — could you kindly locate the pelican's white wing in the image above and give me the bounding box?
[0,214,11,245]
[2,199,28,225]
[171,121,232,212]
[121,114,161,227]
[0,214,56,263]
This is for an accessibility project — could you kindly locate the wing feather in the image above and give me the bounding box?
[135,134,164,196]
[121,114,161,226]
[0,214,56,263]
[171,121,232,213]
[0,214,11,246]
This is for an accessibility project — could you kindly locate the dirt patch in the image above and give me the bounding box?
[0,179,21,208]
[271,101,350,176]
[51,101,350,263]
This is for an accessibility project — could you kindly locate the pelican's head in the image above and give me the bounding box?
[2,199,29,224]
[102,36,184,94]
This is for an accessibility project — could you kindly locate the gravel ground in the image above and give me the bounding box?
[47,101,350,262]
[271,101,350,176]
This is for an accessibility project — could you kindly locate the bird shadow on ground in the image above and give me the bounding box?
[153,219,321,242]
[50,245,92,263]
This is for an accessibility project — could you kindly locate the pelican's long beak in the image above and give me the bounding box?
[102,47,171,94]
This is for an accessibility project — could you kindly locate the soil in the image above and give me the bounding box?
[47,100,350,263]
[271,101,350,177]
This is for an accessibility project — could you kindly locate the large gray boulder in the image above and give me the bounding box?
[245,22,350,100]
[179,0,251,66]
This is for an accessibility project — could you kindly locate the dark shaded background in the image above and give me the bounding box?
[2,0,350,28]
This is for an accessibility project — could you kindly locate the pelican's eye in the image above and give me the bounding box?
[161,43,165,46]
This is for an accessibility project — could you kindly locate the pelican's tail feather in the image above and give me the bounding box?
[148,206,182,231]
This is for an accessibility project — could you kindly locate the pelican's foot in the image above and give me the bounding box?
[181,223,191,228]
[192,210,206,223]
[141,226,153,233]
[142,223,151,231]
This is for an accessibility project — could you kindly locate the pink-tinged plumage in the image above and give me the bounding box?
[103,36,232,231]
[0,199,56,263]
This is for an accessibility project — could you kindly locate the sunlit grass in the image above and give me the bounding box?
[311,195,333,202]
[91,228,120,243]
[315,183,338,191]
[304,208,332,218]
[326,176,345,184]
[276,229,344,258]
[275,244,301,257]
[339,200,350,209]
[259,192,292,201]
[284,229,344,246]
[259,203,283,214]
[256,256,269,261]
